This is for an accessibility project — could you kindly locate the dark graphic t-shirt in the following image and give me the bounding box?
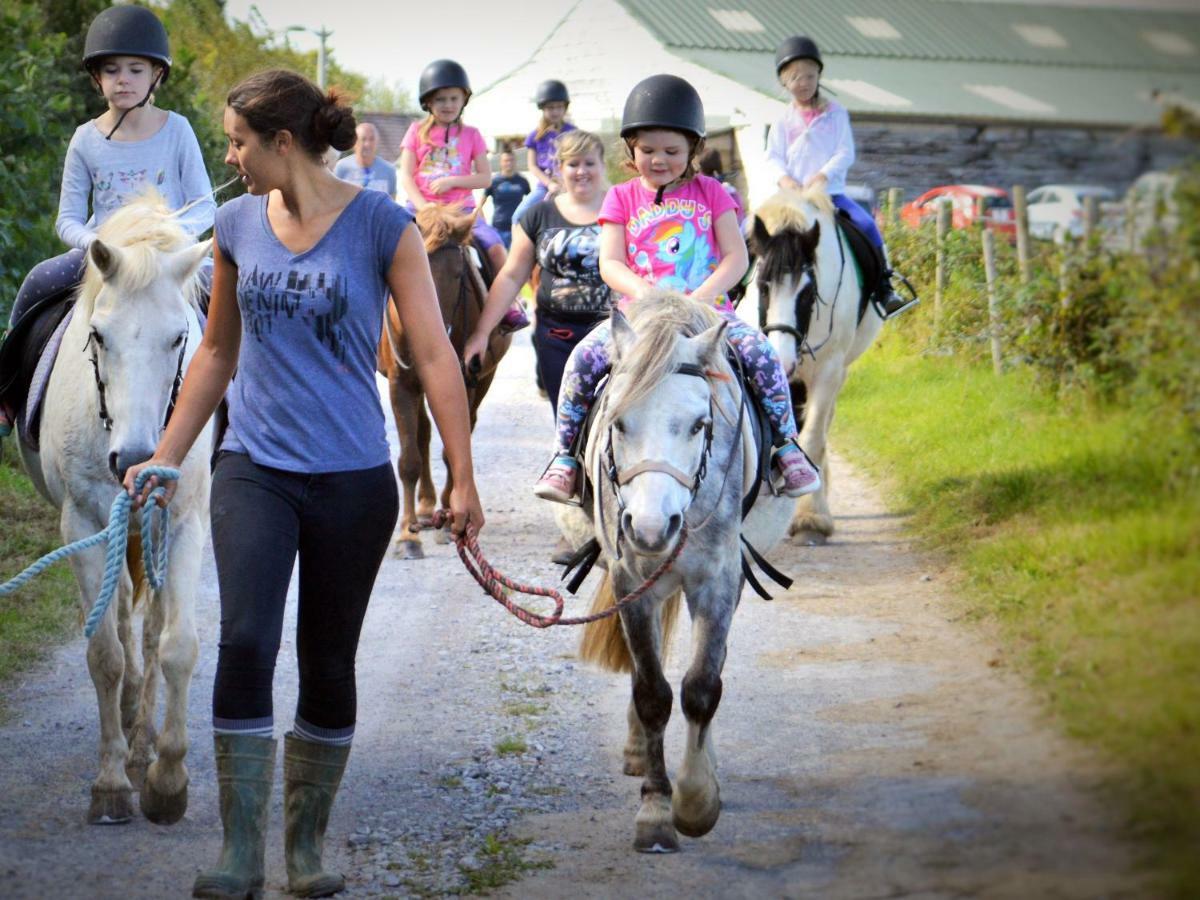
[214,190,412,472]
[521,198,611,319]
[484,173,531,232]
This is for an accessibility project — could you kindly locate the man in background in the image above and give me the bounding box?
[483,150,530,249]
[334,122,397,197]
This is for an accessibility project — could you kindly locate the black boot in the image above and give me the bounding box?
[876,271,920,319]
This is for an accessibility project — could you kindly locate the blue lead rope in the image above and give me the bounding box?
[0,466,180,638]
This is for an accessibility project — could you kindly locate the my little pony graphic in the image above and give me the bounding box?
[647,220,715,292]
[421,137,462,185]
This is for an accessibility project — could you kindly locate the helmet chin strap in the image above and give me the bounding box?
[104,70,162,141]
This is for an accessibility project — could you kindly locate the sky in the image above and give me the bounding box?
[225,0,1200,96]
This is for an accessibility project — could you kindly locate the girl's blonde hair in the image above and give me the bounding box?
[555,130,605,166]
[779,58,827,110]
[533,104,570,142]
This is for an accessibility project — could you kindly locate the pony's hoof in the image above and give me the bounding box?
[88,785,134,825]
[633,822,680,853]
[416,513,435,528]
[432,526,450,546]
[396,540,424,560]
[141,774,188,824]
[551,537,575,566]
[791,529,828,547]
[126,756,150,791]
[673,782,721,837]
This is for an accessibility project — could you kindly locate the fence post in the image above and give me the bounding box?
[1126,190,1138,253]
[935,202,950,336]
[1012,185,1031,284]
[1083,194,1099,243]
[982,229,1003,375]
[887,187,903,226]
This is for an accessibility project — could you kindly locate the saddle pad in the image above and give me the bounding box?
[836,211,884,323]
[19,306,75,451]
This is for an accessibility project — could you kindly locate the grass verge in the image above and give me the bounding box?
[0,446,77,719]
[834,341,1199,897]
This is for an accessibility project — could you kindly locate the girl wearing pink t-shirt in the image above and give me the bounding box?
[400,59,526,331]
[533,74,820,504]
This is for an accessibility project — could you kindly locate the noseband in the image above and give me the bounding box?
[87,319,189,432]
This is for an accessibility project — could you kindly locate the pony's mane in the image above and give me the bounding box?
[79,190,199,308]
[756,185,834,236]
[604,289,731,423]
[415,204,474,254]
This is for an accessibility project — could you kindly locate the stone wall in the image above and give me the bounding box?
[850,119,1196,199]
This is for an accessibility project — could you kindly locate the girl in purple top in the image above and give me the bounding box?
[533,75,821,504]
[126,70,483,899]
[510,79,577,229]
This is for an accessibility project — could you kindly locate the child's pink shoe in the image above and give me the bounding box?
[773,443,821,497]
[499,301,530,335]
[533,454,579,504]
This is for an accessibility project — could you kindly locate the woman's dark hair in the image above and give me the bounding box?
[227,69,357,157]
[696,148,723,177]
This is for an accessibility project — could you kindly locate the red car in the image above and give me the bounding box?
[900,185,1016,236]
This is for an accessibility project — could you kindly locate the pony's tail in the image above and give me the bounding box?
[578,575,683,673]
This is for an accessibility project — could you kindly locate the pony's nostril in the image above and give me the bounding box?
[621,511,634,535]
[108,452,122,481]
[667,513,682,536]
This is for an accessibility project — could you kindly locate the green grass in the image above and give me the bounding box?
[835,341,1199,896]
[0,448,77,718]
[458,833,554,893]
[494,736,527,756]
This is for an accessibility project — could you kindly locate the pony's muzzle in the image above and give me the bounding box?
[621,511,683,556]
[109,446,154,484]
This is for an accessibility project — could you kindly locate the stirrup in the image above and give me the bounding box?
[874,271,920,320]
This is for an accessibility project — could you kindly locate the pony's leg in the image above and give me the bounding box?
[415,402,437,526]
[64,506,135,825]
[116,566,142,739]
[140,513,202,825]
[126,580,161,791]
[673,576,738,838]
[623,697,648,776]
[620,581,679,853]
[389,373,425,559]
[791,362,846,544]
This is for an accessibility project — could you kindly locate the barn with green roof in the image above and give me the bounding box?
[472,0,1200,205]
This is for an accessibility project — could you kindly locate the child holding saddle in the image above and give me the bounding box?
[398,58,526,332]
[0,5,216,436]
[767,34,916,319]
[533,74,821,504]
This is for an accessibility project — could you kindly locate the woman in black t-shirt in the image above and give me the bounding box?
[464,131,611,413]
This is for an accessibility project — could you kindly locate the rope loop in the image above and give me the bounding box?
[0,466,180,638]
[428,510,685,628]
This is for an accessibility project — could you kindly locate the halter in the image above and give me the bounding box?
[757,228,845,360]
[600,361,715,559]
[87,319,189,432]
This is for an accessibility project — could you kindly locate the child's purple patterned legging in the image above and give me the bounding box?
[552,314,798,454]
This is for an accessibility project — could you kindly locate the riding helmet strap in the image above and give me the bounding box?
[105,69,163,141]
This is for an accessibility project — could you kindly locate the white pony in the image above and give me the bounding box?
[741,187,884,544]
[557,291,794,852]
[17,194,212,825]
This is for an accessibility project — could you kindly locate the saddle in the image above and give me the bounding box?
[835,210,886,324]
[559,347,790,600]
[0,290,76,449]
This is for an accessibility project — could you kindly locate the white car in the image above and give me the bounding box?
[1026,184,1117,242]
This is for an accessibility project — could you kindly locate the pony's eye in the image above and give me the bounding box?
[613,419,625,434]
[90,329,105,348]
[171,333,185,349]
[691,418,708,436]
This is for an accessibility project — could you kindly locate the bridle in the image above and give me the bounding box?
[86,319,189,432]
[599,361,723,560]
[757,229,845,360]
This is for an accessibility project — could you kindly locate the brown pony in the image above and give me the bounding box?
[377,205,510,558]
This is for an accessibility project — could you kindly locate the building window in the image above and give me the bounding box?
[824,79,912,108]
[1142,31,1197,56]
[964,84,1056,114]
[707,8,765,33]
[846,16,902,40]
[1012,24,1068,49]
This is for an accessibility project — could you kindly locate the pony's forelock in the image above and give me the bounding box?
[603,290,732,425]
[756,185,834,236]
[415,204,475,254]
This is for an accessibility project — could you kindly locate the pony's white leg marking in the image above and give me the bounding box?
[623,697,648,776]
[620,579,680,853]
[140,511,202,824]
[792,361,846,541]
[673,577,735,838]
[65,506,135,825]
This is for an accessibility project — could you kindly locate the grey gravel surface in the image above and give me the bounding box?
[0,333,1144,898]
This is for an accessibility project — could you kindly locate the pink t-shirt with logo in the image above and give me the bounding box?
[598,173,738,311]
[401,121,488,209]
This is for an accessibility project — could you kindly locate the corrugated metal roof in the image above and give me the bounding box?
[616,0,1200,72]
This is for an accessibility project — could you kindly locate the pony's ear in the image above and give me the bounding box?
[610,309,637,363]
[89,239,122,281]
[167,239,213,285]
[685,319,729,369]
[751,216,771,254]
[801,221,821,258]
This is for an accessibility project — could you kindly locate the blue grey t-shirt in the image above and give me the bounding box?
[215,190,412,472]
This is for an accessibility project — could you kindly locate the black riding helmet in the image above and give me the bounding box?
[775,35,823,75]
[83,5,172,82]
[619,74,705,140]
[535,79,570,107]
[418,59,472,112]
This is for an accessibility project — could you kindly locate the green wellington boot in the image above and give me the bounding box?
[193,733,277,899]
[283,732,351,897]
